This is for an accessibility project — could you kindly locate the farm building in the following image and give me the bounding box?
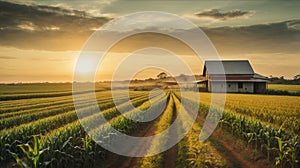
[195,60,269,93]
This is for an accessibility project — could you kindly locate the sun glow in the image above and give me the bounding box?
[75,58,97,73]
[74,51,103,74]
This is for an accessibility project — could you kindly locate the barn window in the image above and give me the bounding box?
[238,82,243,88]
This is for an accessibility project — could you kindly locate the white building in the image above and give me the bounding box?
[195,60,269,93]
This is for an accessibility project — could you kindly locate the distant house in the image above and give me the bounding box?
[195,60,269,93]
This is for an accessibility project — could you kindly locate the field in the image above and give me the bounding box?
[0,83,299,168]
[268,84,300,93]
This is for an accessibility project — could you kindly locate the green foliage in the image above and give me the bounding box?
[140,94,174,168]
[179,91,300,168]
[173,94,226,168]
[1,86,299,168]
[1,91,153,167]
[8,135,49,168]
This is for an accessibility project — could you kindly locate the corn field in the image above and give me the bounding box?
[0,84,299,168]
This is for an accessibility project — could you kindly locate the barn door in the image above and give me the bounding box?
[254,83,259,93]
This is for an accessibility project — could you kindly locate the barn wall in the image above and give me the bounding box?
[225,82,254,93]
[238,82,254,93]
[209,82,254,93]
[210,82,227,92]
[227,82,238,92]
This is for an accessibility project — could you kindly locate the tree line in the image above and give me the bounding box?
[269,74,300,84]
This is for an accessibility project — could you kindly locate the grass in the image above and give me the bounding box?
[268,84,300,93]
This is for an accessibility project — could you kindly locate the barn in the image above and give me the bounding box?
[195,60,269,93]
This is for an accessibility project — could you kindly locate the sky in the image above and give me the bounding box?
[0,0,299,82]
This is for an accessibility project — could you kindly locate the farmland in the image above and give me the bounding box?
[0,83,299,168]
[268,84,300,93]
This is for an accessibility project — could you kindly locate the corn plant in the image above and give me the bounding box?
[81,135,95,167]
[275,137,287,168]
[180,91,300,168]
[8,135,49,168]
[285,136,299,168]
[173,95,226,168]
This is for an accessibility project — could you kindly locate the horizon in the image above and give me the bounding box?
[1,72,298,84]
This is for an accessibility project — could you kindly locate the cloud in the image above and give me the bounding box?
[0,1,299,55]
[0,56,17,59]
[202,20,300,55]
[105,20,300,56]
[286,20,300,30]
[195,9,255,21]
[0,1,111,50]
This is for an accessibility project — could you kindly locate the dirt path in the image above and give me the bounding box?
[179,101,272,168]
[106,96,180,168]
[102,97,274,168]
[119,122,157,168]
[104,122,156,168]
[163,103,178,168]
[196,114,273,168]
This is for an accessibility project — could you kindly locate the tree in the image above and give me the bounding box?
[294,74,300,80]
[157,72,167,79]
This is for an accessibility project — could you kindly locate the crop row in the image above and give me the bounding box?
[178,92,300,168]
[0,90,96,111]
[90,92,168,139]
[0,93,151,141]
[0,92,165,166]
[0,88,110,101]
[0,92,147,130]
[198,92,300,135]
[140,93,226,168]
[140,94,175,167]
[0,89,101,107]
[172,94,226,168]
[0,91,146,113]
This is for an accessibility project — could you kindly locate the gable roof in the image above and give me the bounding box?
[254,73,268,80]
[203,60,255,76]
